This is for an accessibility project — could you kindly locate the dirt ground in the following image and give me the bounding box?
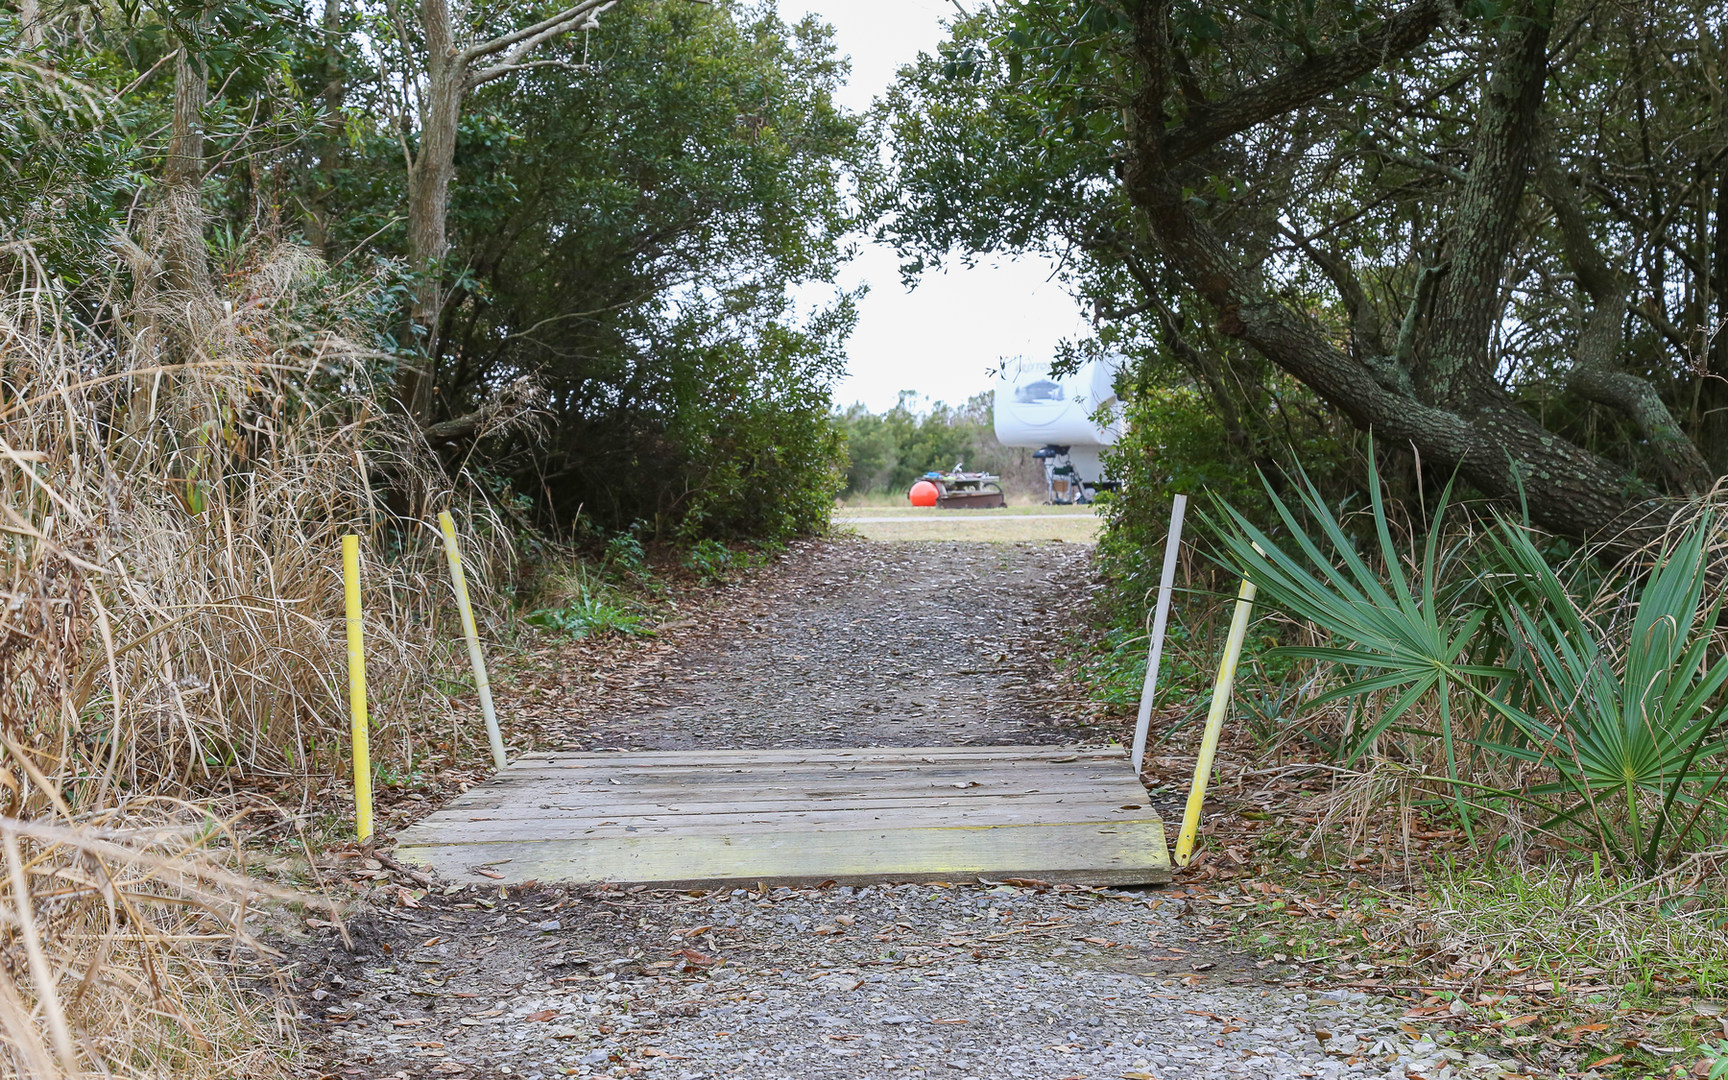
[293,538,1520,1080]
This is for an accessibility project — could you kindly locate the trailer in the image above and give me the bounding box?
[993,357,1125,504]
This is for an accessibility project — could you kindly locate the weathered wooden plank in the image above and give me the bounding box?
[442,775,1149,812]
[395,744,1170,888]
[416,788,1149,823]
[399,799,1155,842]
[450,774,1143,807]
[396,818,1171,889]
[525,746,1126,766]
[484,774,1128,795]
[489,760,1129,783]
[463,770,1133,794]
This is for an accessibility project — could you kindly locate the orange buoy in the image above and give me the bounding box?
[909,480,939,507]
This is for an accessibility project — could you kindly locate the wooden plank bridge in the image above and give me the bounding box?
[396,745,1171,889]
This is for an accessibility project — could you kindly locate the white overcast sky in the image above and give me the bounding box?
[777,0,1092,413]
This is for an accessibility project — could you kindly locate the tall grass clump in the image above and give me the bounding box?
[1,243,512,801]
[1213,444,1728,874]
[1404,860,1728,997]
[0,240,513,1075]
[1,777,303,1079]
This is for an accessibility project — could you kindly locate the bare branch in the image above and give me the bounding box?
[466,58,591,90]
[1393,263,1446,373]
[1284,222,1388,359]
[458,0,613,67]
[1357,134,1465,182]
[1538,151,1712,490]
[1632,297,1694,358]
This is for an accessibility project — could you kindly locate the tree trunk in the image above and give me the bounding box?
[161,40,215,305]
[1416,8,1550,405]
[307,0,345,258]
[392,0,611,420]
[400,0,463,420]
[18,0,42,50]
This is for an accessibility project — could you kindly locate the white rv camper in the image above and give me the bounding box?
[992,357,1124,504]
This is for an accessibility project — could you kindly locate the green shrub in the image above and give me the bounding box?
[681,538,775,584]
[525,566,650,639]
[605,528,649,579]
[1080,381,1334,739]
[525,596,649,639]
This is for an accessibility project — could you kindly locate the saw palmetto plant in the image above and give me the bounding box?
[1210,448,1505,833]
[1483,514,1728,871]
[1213,446,1728,873]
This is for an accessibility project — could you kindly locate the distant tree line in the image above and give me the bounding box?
[837,391,1045,499]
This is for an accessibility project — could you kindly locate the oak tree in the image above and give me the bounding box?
[875,0,1728,538]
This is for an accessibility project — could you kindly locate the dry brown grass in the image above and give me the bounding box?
[0,783,308,1079]
[0,241,513,795]
[0,237,516,1075]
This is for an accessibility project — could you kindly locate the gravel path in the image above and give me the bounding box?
[298,539,1523,1080]
[573,539,1096,751]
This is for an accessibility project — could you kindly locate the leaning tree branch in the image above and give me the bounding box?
[1161,0,1446,162]
[1121,0,1650,541]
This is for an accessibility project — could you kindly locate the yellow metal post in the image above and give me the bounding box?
[343,534,374,842]
[439,510,507,771]
[1173,574,1257,867]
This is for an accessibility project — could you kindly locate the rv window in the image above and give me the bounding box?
[1014,380,1064,403]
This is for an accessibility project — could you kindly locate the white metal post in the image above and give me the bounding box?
[1130,493,1187,776]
